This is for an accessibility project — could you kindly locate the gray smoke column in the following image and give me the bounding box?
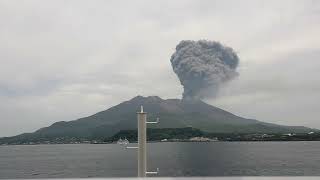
[170,40,239,100]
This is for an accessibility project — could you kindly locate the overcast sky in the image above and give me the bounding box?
[0,0,319,137]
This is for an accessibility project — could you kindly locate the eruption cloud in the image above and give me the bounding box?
[170,40,239,100]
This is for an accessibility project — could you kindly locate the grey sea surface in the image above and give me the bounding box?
[1,142,320,178]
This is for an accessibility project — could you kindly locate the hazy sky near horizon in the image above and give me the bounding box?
[0,0,320,136]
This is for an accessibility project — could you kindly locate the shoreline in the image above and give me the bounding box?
[2,140,320,146]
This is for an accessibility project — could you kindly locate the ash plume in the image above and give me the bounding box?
[170,40,239,100]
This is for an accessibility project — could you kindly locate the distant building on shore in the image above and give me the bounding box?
[189,137,218,142]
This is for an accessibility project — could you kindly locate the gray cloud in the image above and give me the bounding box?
[170,40,239,100]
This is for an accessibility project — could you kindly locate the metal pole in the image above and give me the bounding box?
[137,106,147,177]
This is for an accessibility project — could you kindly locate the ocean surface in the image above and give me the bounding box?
[1,142,320,178]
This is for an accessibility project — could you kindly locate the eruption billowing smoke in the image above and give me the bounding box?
[170,40,239,100]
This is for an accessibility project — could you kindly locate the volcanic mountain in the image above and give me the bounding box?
[0,96,316,144]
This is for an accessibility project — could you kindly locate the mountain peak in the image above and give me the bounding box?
[130,95,163,103]
[130,95,206,105]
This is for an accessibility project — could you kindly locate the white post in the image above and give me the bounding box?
[137,106,147,177]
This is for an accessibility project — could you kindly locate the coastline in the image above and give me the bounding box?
[2,139,320,146]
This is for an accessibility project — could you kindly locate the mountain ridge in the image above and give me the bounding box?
[0,95,317,144]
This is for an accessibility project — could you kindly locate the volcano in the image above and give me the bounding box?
[0,96,316,144]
